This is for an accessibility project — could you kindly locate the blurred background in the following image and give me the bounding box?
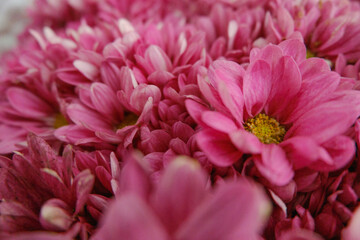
[0,0,33,55]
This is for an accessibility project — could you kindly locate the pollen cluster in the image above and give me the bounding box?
[244,113,286,144]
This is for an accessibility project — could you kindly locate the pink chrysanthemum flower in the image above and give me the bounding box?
[186,39,360,186]
[265,0,360,62]
[93,155,271,240]
[0,134,97,239]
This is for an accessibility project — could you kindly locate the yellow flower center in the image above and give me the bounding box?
[244,113,286,144]
[306,49,316,59]
[116,112,138,129]
[53,113,68,129]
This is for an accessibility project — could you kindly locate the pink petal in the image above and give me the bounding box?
[243,60,271,116]
[280,136,322,170]
[176,180,270,240]
[67,104,111,131]
[152,157,207,234]
[93,195,169,240]
[254,144,294,186]
[90,82,122,122]
[201,111,238,133]
[73,60,99,81]
[119,152,152,199]
[229,129,263,154]
[278,39,306,64]
[310,135,356,172]
[185,100,212,127]
[267,56,302,118]
[197,129,242,167]
[145,45,172,72]
[130,84,161,112]
[287,92,360,143]
[6,88,53,118]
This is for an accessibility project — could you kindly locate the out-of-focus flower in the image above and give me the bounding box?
[187,39,360,186]
[0,134,96,238]
[93,155,271,240]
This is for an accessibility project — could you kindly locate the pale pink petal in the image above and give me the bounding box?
[145,45,172,72]
[73,60,99,81]
[40,199,73,231]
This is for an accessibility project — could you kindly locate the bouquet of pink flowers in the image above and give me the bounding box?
[1,0,360,239]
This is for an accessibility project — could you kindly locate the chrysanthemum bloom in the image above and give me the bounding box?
[265,0,360,62]
[0,28,74,153]
[0,134,97,239]
[186,39,360,186]
[93,155,271,240]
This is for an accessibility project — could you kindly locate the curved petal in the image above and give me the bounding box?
[229,129,262,154]
[201,111,238,133]
[243,60,272,117]
[176,180,271,240]
[7,88,53,118]
[93,195,169,240]
[152,157,207,234]
[197,129,242,167]
[254,144,294,186]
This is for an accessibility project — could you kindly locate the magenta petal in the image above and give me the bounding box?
[243,60,271,116]
[229,129,262,154]
[73,169,95,215]
[197,129,242,167]
[201,111,238,133]
[176,180,270,240]
[254,144,294,186]
[6,88,53,118]
[152,157,207,234]
[93,195,169,240]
